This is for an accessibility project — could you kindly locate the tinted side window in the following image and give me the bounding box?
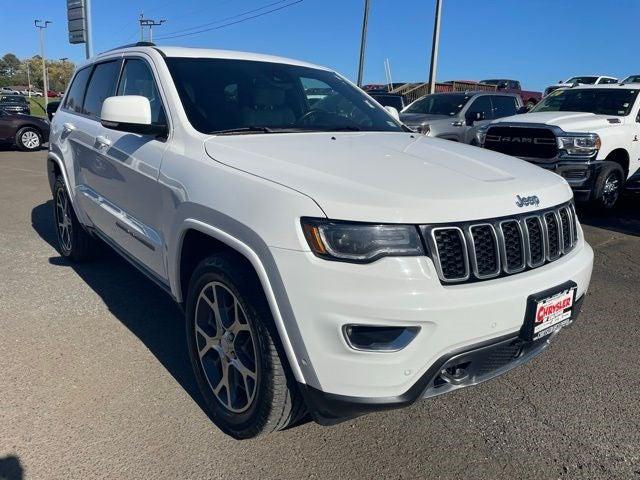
[83,61,121,118]
[491,96,518,118]
[117,59,165,124]
[64,67,92,114]
[469,96,493,119]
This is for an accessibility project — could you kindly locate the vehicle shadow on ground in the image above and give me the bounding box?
[30,200,210,417]
[0,455,23,480]
[576,195,640,237]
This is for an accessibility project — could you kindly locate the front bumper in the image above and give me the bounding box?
[301,296,583,424]
[271,236,593,403]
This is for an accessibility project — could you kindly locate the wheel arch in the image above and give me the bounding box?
[47,152,70,194]
[604,148,630,178]
[173,219,312,385]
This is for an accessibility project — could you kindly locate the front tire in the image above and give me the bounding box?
[53,176,95,261]
[186,253,305,439]
[592,163,625,210]
[16,127,42,151]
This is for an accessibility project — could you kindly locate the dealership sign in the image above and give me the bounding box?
[67,0,87,44]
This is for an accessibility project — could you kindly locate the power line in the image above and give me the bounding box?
[157,0,282,37]
[155,0,303,41]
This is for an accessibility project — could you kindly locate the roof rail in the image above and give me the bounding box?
[101,41,156,54]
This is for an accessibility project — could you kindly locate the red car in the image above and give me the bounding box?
[47,90,59,98]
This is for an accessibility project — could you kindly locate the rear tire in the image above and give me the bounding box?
[591,163,625,210]
[185,253,305,439]
[15,127,42,151]
[53,176,95,261]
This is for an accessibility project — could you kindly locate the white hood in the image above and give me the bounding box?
[492,111,624,133]
[204,132,573,223]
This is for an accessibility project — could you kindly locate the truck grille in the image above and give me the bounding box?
[423,203,578,284]
[484,126,557,159]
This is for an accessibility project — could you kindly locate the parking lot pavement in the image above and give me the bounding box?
[0,149,639,480]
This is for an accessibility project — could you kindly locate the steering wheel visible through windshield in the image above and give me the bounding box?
[165,57,403,134]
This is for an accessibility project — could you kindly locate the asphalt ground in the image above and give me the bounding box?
[0,149,639,480]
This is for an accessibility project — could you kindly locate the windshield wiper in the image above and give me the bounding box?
[212,126,275,135]
[324,126,362,132]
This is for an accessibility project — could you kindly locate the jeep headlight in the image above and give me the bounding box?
[557,134,601,156]
[301,218,424,263]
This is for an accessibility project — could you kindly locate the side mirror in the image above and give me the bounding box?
[517,106,530,114]
[465,111,485,126]
[384,105,400,121]
[100,95,166,136]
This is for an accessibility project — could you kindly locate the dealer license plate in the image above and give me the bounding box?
[521,282,577,341]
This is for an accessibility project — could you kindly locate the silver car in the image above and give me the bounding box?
[400,91,523,144]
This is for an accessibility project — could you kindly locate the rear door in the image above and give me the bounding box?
[91,56,170,278]
[0,110,14,141]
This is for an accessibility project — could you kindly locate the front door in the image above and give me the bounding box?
[93,56,170,278]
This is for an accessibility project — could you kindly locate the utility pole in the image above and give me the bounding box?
[25,62,31,98]
[356,0,370,87]
[35,20,51,108]
[427,0,442,93]
[139,13,165,42]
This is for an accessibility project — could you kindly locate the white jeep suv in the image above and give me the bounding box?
[48,43,594,439]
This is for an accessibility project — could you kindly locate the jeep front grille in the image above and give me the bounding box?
[423,202,578,284]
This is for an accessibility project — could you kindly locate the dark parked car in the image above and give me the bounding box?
[0,109,49,150]
[0,95,30,115]
[369,93,405,111]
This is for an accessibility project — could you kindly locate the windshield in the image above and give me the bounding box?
[565,76,598,84]
[403,93,471,116]
[531,88,639,116]
[165,58,403,134]
[624,75,640,83]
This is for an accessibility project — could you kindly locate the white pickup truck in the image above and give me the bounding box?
[479,84,640,209]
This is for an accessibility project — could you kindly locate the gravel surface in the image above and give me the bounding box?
[1,149,638,480]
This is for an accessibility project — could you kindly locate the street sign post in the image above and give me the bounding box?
[67,0,93,58]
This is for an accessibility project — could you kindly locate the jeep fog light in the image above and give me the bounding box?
[343,325,420,352]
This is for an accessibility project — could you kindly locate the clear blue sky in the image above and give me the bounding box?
[1,0,638,91]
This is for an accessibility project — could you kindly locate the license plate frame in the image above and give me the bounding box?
[520,280,578,342]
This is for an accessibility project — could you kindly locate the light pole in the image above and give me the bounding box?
[84,0,93,58]
[427,0,443,93]
[356,0,370,87]
[34,19,51,108]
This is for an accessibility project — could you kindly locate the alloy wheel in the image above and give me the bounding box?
[21,130,40,149]
[194,281,258,413]
[602,172,621,207]
[55,188,73,253]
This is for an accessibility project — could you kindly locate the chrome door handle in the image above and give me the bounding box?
[62,122,76,132]
[95,135,112,148]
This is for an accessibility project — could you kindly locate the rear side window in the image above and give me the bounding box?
[64,67,91,113]
[491,96,518,118]
[117,59,165,124]
[83,61,121,118]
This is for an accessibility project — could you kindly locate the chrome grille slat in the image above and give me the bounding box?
[468,224,500,279]
[422,202,578,284]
